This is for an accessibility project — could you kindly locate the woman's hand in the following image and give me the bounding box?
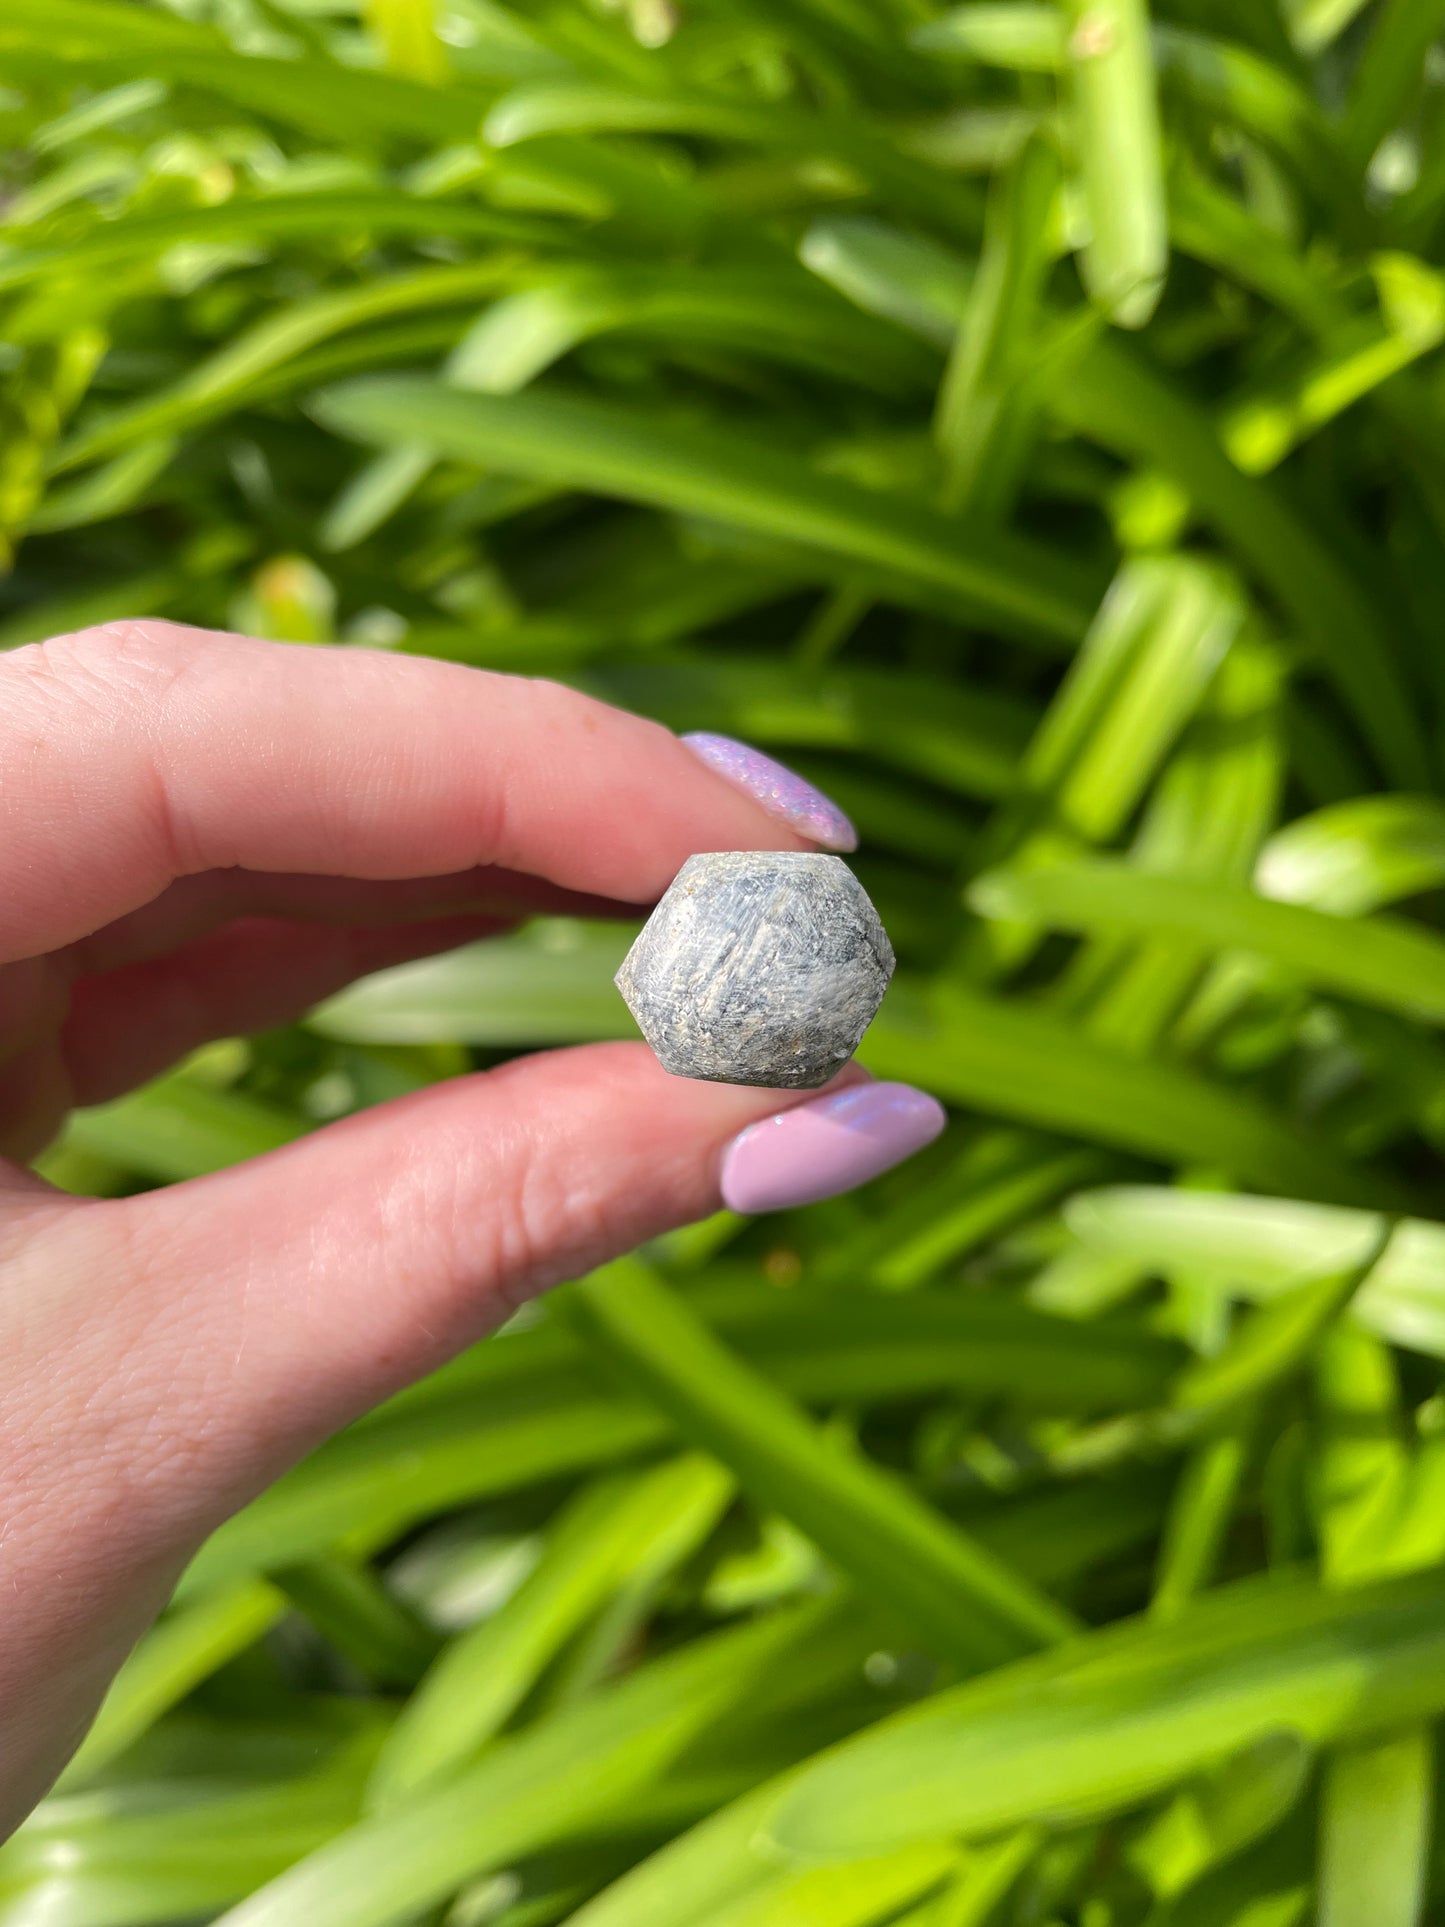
[0,620,943,1831]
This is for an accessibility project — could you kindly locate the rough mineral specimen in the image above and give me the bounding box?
[616,851,896,1089]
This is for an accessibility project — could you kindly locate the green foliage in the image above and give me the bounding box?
[8,1,1445,1921]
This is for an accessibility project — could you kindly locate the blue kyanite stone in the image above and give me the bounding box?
[616,850,895,1089]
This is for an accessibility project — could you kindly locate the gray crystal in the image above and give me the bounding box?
[616,851,895,1089]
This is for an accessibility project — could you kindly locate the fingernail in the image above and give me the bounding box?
[720,1082,946,1215]
[680,732,857,853]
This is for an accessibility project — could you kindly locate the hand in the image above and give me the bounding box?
[0,620,943,1831]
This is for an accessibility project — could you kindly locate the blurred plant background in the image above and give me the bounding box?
[9,0,1445,1920]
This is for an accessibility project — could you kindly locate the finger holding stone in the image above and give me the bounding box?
[0,623,855,963]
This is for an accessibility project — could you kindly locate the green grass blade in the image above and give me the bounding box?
[970,855,1445,1029]
[868,1144,1108,1291]
[1285,0,1372,53]
[802,211,1426,785]
[31,75,167,150]
[1,0,489,145]
[1128,1732,1312,1905]
[1149,1430,1251,1623]
[1079,635,1284,1055]
[912,7,1065,71]
[1168,158,1346,335]
[864,984,1378,1204]
[60,1072,308,1181]
[1310,1293,1432,1927]
[934,132,1060,517]
[57,1581,285,1787]
[798,217,972,348]
[310,923,635,1049]
[445,265,933,398]
[0,1751,377,1927]
[0,195,550,297]
[767,1564,1445,1858]
[1067,1187,1445,1357]
[483,83,799,148]
[1154,26,1343,196]
[1341,0,1445,174]
[0,0,220,55]
[1061,0,1168,326]
[695,1846,957,1927]
[368,1455,731,1806]
[317,444,435,552]
[1172,1222,1393,1416]
[311,376,1096,646]
[1019,555,1242,841]
[1220,258,1445,476]
[930,1828,1040,1925]
[569,1258,1079,1666]
[1255,796,1445,914]
[1318,1728,1432,1927]
[699,1281,1181,1413]
[565,1777,797,1927]
[583,658,1034,801]
[1050,335,1430,787]
[973,562,1261,1000]
[363,0,447,83]
[211,1605,821,1927]
[177,1398,666,1597]
[179,1280,1178,1596]
[1367,1433,1445,1579]
[27,435,178,534]
[54,262,519,476]
[271,1557,441,1689]
[1313,1323,1409,1587]
[482,85,976,236]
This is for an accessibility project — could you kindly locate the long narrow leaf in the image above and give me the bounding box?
[971,855,1445,1028]
[311,377,1096,646]
[213,1605,821,1927]
[569,1258,1078,1666]
[767,1565,1445,1857]
[1061,0,1168,326]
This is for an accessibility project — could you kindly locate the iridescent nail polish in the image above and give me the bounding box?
[680,732,857,852]
[720,1082,947,1213]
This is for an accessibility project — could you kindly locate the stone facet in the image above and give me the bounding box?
[615,851,896,1089]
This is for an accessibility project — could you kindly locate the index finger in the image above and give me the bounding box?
[0,621,842,961]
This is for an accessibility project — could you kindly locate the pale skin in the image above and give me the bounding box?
[0,619,864,1836]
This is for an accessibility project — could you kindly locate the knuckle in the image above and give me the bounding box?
[378,1094,618,1333]
[484,1139,578,1305]
[0,622,225,878]
[3,620,210,726]
[466,1074,621,1308]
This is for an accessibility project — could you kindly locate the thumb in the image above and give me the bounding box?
[57,1045,943,1542]
[0,1045,941,1824]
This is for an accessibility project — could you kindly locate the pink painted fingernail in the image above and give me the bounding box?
[681,732,857,853]
[720,1082,946,1214]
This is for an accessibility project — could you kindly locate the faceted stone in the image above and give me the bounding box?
[616,851,895,1090]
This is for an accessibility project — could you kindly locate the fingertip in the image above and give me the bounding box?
[719,1081,945,1215]
[679,733,858,853]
